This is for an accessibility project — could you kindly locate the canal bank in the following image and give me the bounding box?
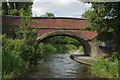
[70,50,119,78]
[70,50,98,65]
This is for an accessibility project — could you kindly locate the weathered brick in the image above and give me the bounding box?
[1,16,97,40]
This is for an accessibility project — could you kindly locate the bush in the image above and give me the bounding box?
[2,6,41,79]
[2,34,41,64]
[65,44,77,51]
[54,44,68,53]
[38,43,56,55]
[19,38,41,63]
[2,35,29,79]
[37,43,78,54]
[91,52,119,78]
[2,48,29,79]
[14,11,41,63]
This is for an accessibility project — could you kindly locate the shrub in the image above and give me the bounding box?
[2,34,41,64]
[65,44,77,51]
[2,34,29,79]
[38,43,56,55]
[91,53,119,78]
[14,8,41,63]
[2,6,41,79]
[53,44,68,53]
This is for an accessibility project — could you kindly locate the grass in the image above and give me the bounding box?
[69,49,78,53]
[69,46,84,54]
[2,35,30,79]
[91,52,119,78]
[2,48,30,79]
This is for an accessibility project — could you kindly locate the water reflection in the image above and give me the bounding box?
[23,53,94,78]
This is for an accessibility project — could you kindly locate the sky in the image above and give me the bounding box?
[32,0,92,18]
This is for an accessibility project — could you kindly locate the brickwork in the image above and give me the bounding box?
[1,16,97,40]
[1,16,104,57]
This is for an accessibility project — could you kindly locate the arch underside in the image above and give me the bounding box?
[37,30,92,56]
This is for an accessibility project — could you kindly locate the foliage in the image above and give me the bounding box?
[54,44,69,53]
[2,2,33,16]
[38,43,56,55]
[15,6,41,63]
[2,34,29,79]
[80,2,120,78]
[38,42,78,54]
[81,2,120,78]
[79,46,84,53]
[91,59,118,78]
[41,36,81,54]
[42,36,81,48]
[102,52,120,62]
[65,44,78,52]
[91,52,119,78]
[82,2,120,45]
[2,5,40,79]
[40,12,55,17]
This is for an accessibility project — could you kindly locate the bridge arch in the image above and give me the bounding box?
[37,30,92,56]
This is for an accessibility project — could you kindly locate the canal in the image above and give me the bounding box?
[23,53,95,78]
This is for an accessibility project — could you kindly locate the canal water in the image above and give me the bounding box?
[23,53,95,78]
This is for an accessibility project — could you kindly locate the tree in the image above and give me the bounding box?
[2,2,33,16]
[82,2,120,51]
[14,6,41,64]
[40,12,55,17]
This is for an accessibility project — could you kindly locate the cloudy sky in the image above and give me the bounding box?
[32,0,91,18]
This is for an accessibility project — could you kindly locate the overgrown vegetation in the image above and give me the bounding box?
[82,2,120,44]
[79,2,120,78]
[41,36,81,54]
[91,52,119,78]
[2,6,40,79]
[2,35,30,79]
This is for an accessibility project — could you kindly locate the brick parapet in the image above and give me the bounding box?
[1,15,97,40]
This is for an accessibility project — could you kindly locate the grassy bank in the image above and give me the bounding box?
[91,52,119,78]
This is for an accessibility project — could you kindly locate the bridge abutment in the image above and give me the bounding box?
[89,41,104,57]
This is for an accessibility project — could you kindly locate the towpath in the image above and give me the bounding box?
[70,50,98,65]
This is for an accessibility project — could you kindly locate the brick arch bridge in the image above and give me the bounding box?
[37,30,91,56]
[1,16,103,57]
